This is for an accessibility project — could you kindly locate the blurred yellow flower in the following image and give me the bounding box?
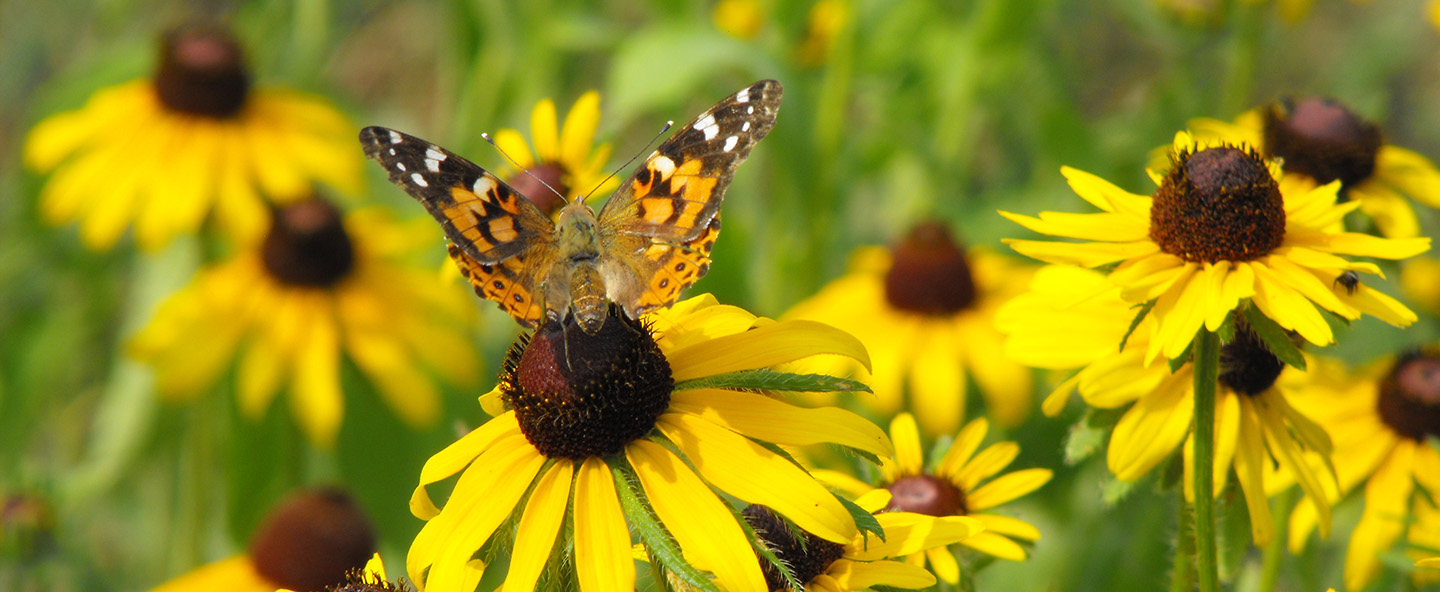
[1278,354,1440,590]
[713,0,765,39]
[490,91,616,216]
[1006,133,1428,365]
[815,413,1051,584]
[23,26,361,251]
[1175,98,1440,238]
[410,296,888,592]
[784,221,1036,435]
[150,489,374,592]
[997,265,1336,545]
[129,199,478,447]
[797,0,848,66]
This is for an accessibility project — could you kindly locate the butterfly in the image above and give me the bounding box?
[360,80,782,334]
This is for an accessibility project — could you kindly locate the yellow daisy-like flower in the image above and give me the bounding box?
[129,199,478,447]
[1004,132,1428,366]
[784,221,1036,435]
[1175,98,1440,238]
[997,264,1337,545]
[23,26,361,251]
[490,91,616,216]
[737,493,982,592]
[815,413,1051,584]
[1275,354,1440,590]
[407,295,892,592]
[151,489,374,592]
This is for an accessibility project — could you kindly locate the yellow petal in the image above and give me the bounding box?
[288,303,344,448]
[505,460,574,592]
[960,531,1027,560]
[1059,166,1153,218]
[574,457,635,592]
[936,418,988,482]
[1352,183,1421,238]
[529,98,560,161]
[848,513,982,560]
[410,413,522,519]
[1002,237,1159,268]
[409,435,543,592]
[889,413,925,476]
[956,442,1019,492]
[926,546,962,584]
[973,513,1042,541]
[657,413,856,543]
[908,324,966,436]
[344,327,440,429]
[1108,371,1191,481]
[627,440,766,592]
[149,555,274,592]
[490,128,536,169]
[1323,232,1430,260]
[667,389,892,457]
[560,91,601,171]
[829,558,937,589]
[966,468,1052,511]
[667,319,871,381]
[1229,396,1273,545]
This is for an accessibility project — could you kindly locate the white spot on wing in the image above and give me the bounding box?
[389,130,402,144]
[426,147,447,162]
[693,114,719,140]
[736,88,750,103]
[741,121,751,132]
[650,155,676,179]
[411,173,429,187]
[723,136,738,152]
[396,162,407,171]
[388,148,397,156]
[473,176,496,195]
[746,106,754,114]
[426,158,441,172]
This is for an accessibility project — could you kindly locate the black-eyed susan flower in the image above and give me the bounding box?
[735,496,982,592]
[129,197,478,447]
[1276,353,1440,590]
[489,91,615,216]
[407,295,891,592]
[1177,98,1440,238]
[814,413,1050,585]
[151,488,374,592]
[997,264,1337,545]
[783,221,1036,434]
[24,26,362,251]
[1004,133,1429,366]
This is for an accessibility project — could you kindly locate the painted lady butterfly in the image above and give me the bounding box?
[361,80,782,333]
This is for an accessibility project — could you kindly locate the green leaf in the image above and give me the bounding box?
[674,369,872,394]
[836,494,885,543]
[1064,416,1108,466]
[1216,313,1236,344]
[610,458,723,592]
[1101,474,1137,506]
[1242,305,1307,371]
[1119,299,1156,352]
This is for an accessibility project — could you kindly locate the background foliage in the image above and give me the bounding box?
[3,0,1440,590]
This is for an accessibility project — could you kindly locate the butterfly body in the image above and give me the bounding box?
[361,80,782,333]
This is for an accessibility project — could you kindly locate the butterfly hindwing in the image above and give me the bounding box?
[359,126,555,264]
[446,243,550,328]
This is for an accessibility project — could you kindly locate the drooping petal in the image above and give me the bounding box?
[411,413,522,518]
[506,460,574,591]
[574,458,635,592]
[627,440,766,592]
[657,413,855,543]
[667,319,871,380]
[828,558,938,590]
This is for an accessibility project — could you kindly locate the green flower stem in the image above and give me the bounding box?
[1171,498,1196,592]
[1192,329,1221,592]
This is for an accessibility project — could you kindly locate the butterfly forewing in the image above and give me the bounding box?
[359,126,555,264]
[597,80,781,318]
[360,126,557,327]
[598,79,782,242]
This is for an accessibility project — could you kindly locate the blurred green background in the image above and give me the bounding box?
[3,0,1440,590]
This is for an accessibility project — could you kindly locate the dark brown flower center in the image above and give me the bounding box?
[1376,351,1440,441]
[154,26,251,118]
[262,198,357,288]
[883,221,977,315]
[1262,97,1382,189]
[884,475,967,516]
[742,505,847,591]
[500,305,672,459]
[327,568,407,592]
[1151,146,1286,263]
[249,488,376,592]
[1218,320,1287,396]
[506,162,571,217]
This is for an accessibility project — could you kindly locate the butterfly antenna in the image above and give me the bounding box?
[481,132,568,204]
[579,120,675,206]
